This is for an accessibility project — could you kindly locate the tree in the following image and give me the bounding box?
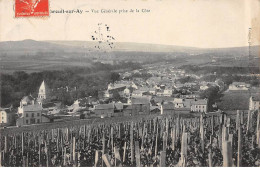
[199,86,221,111]
[110,72,120,83]
[112,91,121,101]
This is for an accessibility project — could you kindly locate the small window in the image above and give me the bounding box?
[37,113,40,116]
[26,120,28,124]
[26,113,28,117]
[32,113,34,118]
[37,119,40,123]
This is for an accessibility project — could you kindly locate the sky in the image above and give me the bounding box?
[0,0,259,48]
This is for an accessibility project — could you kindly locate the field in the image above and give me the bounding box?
[217,88,260,111]
[0,111,259,167]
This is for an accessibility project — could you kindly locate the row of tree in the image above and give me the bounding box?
[0,62,141,107]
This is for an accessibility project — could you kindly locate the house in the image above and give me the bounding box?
[156,90,164,96]
[114,103,124,117]
[17,96,51,126]
[105,83,127,98]
[173,98,197,109]
[149,88,156,95]
[190,99,208,113]
[94,103,114,118]
[173,97,208,113]
[0,108,16,126]
[163,89,173,97]
[173,98,185,108]
[67,97,94,114]
[151,107,161,114]
[180,94,200,99]
[123,104,132,116]
[42,102,60,115]
[139,87,150,94]
[249,95,260,111]
[161,103,175,115]
[131,97,150,115]
[132,90,143,97]
[229,82,250,91]
[153,96,175,105]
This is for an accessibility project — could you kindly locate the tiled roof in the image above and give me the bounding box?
[191,99,208,105]
[23,103,43,111]
[21,95,34,103]
[132,97,150,104]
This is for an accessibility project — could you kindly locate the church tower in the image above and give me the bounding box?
[38,80,49,99]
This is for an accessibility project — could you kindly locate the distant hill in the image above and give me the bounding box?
[0,39,259,56]
[47,40,200,53]
[0,39,84,53]
[0,39,259,73]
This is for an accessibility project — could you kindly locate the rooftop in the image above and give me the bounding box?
[132,97,150,104]
[191,99,208,105]
[95,103,114,110]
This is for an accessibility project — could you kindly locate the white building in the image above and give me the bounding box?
[249,96,260,111]
[17,96,46,125]
[0,108,15,126]
[173,98,185,108]
[190,99,208,113]
[229,82,250,91]
[163,89,173,97]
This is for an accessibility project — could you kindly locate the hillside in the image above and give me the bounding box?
[0,40,259,73]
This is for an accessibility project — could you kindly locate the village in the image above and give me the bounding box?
[1,62,259,128]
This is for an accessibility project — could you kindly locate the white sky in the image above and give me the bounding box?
[0,0,259,48]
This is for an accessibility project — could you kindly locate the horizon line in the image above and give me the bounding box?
[0,39,259,49]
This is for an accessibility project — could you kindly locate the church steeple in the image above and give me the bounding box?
[38,80,49,99]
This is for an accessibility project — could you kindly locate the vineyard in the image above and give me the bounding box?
[0,110,259,167]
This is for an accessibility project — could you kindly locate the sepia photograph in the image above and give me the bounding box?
[0,0,259,167]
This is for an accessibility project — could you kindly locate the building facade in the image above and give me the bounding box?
[0,108,15,126]
[190,99,208,113]
[161,103,175,115]
[131,97,150,115]
[249,96,260,111]
[94,103,114,118]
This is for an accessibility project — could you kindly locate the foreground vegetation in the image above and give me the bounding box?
[1,111,259,167]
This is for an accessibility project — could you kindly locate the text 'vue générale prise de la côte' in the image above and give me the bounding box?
[50,9,151,14]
